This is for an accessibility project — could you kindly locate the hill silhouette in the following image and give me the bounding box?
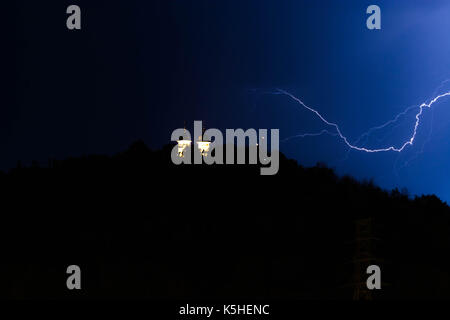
[0,140,449,299]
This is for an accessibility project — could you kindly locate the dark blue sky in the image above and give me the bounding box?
[9,0,450,202]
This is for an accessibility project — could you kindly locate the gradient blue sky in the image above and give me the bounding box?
[9,0,450,202]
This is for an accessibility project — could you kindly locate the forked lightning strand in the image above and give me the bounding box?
[277,89,450,153]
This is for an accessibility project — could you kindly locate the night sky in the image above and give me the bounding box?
[9,0,450,202]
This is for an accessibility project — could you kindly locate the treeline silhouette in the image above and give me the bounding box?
[0,140,449,299]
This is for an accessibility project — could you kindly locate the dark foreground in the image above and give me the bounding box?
[0,141,449,299]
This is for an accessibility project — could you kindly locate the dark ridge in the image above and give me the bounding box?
[0,141,449,299]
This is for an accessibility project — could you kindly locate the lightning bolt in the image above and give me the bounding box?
[277,88,450,153]
[351,104,417,145]
[281,129,338,143]
[339,104,416,162]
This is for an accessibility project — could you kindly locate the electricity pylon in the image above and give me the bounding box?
[352,217,379,300]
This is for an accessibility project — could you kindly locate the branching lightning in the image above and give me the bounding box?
[276,88,450,153]
[281,129,338,143]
